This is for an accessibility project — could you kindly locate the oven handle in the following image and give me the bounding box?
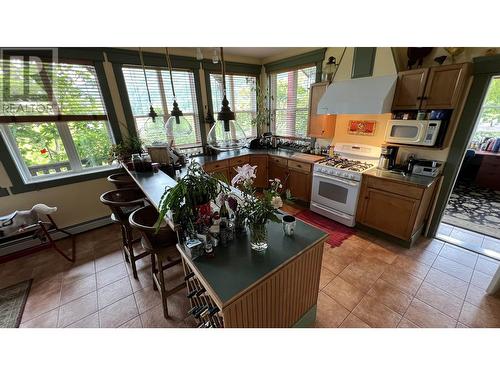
[313,172,359,187]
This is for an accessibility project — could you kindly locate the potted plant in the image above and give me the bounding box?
[231,164,283,251]
[251,85,270,136]
[156,162,229,238]
[109,136,143,163]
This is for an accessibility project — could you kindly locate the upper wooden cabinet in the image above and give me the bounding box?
[392,63,470,110]
[307,82,336,139]
[391,68,428,110]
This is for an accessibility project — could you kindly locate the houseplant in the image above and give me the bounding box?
[231,164,283,251]
[109,135,143,162]
[251,85,270,136]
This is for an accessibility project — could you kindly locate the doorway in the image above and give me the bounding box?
[436,75,500,260]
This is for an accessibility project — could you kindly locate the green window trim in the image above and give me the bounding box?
[263,48,326,82]
[0,50,122,195]
[0,187,9,197]
[109,49,207,145]
[427,54,500,236]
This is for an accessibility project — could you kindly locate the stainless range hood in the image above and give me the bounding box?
[317,74,398,115]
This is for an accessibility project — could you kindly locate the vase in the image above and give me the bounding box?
[248,222,268,251]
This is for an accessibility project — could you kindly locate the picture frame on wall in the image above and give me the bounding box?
[348,120,376,136]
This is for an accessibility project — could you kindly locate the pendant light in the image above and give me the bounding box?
[139,48,163,145]
[207,47,248,151]
[163,47,193,141]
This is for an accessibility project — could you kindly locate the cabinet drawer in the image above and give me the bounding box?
[203,160,229,172]
[287,159,311,173]
[366,176,423,200]
[269,156,287,167]
[229,156,250,166]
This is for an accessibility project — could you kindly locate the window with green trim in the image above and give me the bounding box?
[0,58,116,182]
[122,65,202,148]
[269,65,316,138]
[209,73,258,138]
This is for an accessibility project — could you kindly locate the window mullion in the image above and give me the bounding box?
[0,125,33,181]
[56,122,82,171]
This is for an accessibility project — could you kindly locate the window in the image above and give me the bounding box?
[269,65,316,138]
[470,75,500,148]
[122,66,201,148]
[0,58,115,182]
[209,73,257,138]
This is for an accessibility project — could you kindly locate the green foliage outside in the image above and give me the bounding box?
[473,76,500,142]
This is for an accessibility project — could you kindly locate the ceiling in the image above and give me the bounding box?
[209,47,291,59]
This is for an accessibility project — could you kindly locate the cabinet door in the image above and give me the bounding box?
[307,82,336,139]
[288,169,311,202]
[359,188,419,240]
[391,69,428,110]
[268,162,288,189]
[250,155,268,188]
[421,64,466,109]
[211,168,230,182]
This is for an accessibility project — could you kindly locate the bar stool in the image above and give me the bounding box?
[99,188,148,278]
[107,172,137,189]
[129,205,185,319]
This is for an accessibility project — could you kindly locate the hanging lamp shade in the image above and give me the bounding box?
[163,48,193,144]
[207,48,248,151]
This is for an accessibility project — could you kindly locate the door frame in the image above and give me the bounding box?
[427,54,500,236]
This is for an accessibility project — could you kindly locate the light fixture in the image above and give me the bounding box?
[207,47,248,151]
[323,56,338,83]
[139,48,157,122]
[163,48,193,142]
[212,48,219,64]
[196,48,203,61]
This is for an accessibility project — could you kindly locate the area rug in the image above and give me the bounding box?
[0,279,32,328]
[296,210,356,247]
[442,183,500,240]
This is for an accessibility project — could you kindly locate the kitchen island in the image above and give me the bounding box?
[124,166,328,328]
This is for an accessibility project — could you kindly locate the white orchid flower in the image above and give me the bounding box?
[271,196,283,209]
[231,164,257,186]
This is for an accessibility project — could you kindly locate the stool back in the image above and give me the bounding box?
[107,172,137,189]
[129,205,177,250]
[100,188,145,223]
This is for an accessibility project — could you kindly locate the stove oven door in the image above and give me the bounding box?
[311,172,361,215]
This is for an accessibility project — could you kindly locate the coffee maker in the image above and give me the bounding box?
[378,145,399,170]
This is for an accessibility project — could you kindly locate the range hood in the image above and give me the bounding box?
[317,74,398,115]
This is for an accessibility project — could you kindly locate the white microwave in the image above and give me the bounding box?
[385,120,442,147]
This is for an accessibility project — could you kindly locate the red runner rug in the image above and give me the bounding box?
[296,209,356,247]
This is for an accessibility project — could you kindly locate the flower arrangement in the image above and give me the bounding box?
[231,164,283,250]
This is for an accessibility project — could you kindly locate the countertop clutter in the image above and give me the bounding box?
[363,168,438,188]
[191,148,325,165]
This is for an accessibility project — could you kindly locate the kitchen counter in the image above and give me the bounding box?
[122,165,327,327]
[363,168,439,188]
[191,148,325,165]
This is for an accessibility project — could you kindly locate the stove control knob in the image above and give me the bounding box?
[343,173,348,178]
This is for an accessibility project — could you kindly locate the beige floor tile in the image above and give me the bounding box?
[330,243,363,264]
[475,256,499,276]
[339,313,370,328]
[414,238,445,254]
[404,298,456,328]
[449,227,484,246]
[415,282,464,320]
[60,274,97,305]
[58,291,98,327]
[363,242,398,264]
[95,250,125,273]
[62,261,95,284]
[140,304,189,328]
[482,237,500,252]
[465,285,500,317]
[99,294,139,328]
[96,262,128,289]
[22,285,62,323]
[119,316,143,328]
[439,244,478,268]
[393,255,431,279]
[432,256,473,282]
[68,312,100,328]
[355,254,390,276]
[398,318,419,328]
[134,287,162,314]
[129,267,155,292]
[367,279,412,315]
[339,263,380,293]
[352,295,402,328]
[380,266,423,296]
[97,276,132,309]
[459,301,500,328]
[20,308,59,328]
[470,270,493,290]
[322,249,351,275]
[319,267,335,290]
[315,291,350,328]
[437,223,453,236]
[400,247,438,266]
[323,276,365,311]
[424,268,468,299]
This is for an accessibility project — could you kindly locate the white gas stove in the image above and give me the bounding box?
[310,143,380,227]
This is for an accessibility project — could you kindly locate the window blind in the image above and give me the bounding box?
[209,73,257,138]
[269,65,316,138]
[122,66,201,147]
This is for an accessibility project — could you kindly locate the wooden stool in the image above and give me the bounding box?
[99,188,148,278]
[129,205,185,319]
[107,172,137,189]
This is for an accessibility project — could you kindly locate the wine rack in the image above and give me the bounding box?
[183,262,224,328]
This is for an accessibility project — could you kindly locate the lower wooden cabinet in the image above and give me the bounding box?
[250,155,268,188]
[356,175,438,243]
[268,159,288,189]
[288,169,312,202]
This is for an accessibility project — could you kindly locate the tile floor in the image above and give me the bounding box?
[1,221,500,328]
[436,222,500,260]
